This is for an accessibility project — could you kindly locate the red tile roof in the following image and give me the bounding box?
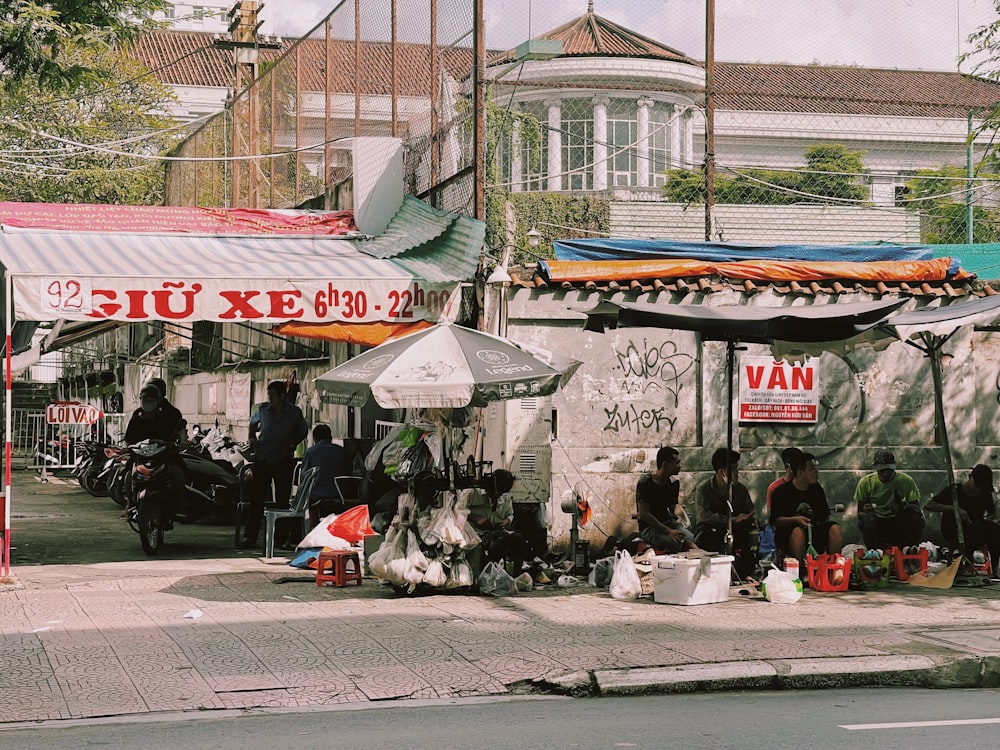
[715,63,1000,118]
[491,8,698,65]
[130,29,472,96]
[509,265,995,301]
[132,29,1000,120]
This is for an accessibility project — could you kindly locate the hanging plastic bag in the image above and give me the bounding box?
[609,549,643,600]
[445,556,474,589]
[326,505,376,544]
[477,561,517,597]
[761,566,803,604]
[422,558,447,587]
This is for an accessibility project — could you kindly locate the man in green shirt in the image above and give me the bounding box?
[854,449,924,550]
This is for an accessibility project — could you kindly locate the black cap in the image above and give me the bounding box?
[873,449,896,470]
[971,464,993,494]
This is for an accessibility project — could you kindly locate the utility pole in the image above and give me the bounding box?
[212,1,280,208]
[704,0,715,242]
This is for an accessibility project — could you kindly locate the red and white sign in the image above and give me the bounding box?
[46,401,103,425]
[18,277,456,324]
[738,356,819,423]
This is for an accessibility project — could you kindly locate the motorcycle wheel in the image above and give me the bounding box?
[137,494,164,555]
[108,468,128,507]
[81,468,109,497]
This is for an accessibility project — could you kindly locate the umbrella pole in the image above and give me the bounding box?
[927,341,964,550]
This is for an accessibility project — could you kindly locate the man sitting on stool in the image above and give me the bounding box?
[695,447,757,579]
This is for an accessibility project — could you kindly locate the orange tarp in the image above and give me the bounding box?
[274,319,433,346]
[543,257,971,284]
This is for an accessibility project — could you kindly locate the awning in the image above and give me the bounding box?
[0,210,482,326]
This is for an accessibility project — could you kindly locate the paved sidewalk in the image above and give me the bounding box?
[2,474,1000,726]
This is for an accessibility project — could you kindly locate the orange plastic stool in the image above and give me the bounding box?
[316,548,363,588]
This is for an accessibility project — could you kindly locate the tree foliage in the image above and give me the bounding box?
[905,166,1000,244]
[0,0,165,86]
[661,143,868,205]
[0,45,180,204]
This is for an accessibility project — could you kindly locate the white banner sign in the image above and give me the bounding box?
[738,356,819,423]
[16,277,456,324]
[225,373,253,422]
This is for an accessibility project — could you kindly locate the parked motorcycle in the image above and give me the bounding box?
[123,439,176,555]
[180,425,252,519]
[102,445,131,508]
[33,431,78,476]
[75,440,111,497]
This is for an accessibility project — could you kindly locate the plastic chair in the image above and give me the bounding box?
[334,475,364,509]
[263,465,319,558]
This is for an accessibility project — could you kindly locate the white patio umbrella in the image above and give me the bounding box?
[314,319,580,487]
[314,318,580,409]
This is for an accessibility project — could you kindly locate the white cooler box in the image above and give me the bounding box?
[652,553,734,605]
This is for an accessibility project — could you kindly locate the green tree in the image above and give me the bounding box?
[905,166,1000,243]
[662,143,867,205]
[0,0,166,86]
[0,45,179,203]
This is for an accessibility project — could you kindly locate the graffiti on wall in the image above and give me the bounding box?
[603,337,694,434]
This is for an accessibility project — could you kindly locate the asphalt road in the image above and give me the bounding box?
[8,470,248,566]
[3,689,1000,750]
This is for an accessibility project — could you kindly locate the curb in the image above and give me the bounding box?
[535,654,1000,696]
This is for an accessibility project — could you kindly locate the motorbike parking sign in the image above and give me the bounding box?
[46,401,103,425]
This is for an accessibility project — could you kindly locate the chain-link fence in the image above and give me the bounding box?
[165,1,1000,261]
[166,0,476,216]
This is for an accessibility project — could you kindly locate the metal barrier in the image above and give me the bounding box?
[10,408,126,474]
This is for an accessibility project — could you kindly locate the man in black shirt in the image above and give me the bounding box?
[925,464,999,569]
[636,446,697,553]
[124,383,186,520]
[770,451,842,565]
[695,447,757,578]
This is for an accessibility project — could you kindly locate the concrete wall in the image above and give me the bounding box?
[497,286,1000,554]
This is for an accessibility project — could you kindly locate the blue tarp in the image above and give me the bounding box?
[552,238,936,263]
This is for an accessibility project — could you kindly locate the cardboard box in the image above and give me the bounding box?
[653,553,734,605]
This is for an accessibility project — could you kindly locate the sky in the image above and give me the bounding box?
[266,0,1000,73]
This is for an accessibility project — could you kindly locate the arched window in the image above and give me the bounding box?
[518,101,548,192]
[607,99,638,187]
[562,98,593,191]
[648,104,673,187]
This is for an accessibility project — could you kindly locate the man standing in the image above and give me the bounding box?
[855,449,923,550]
[636,446,697,554]
[695,447,757,578]
[771,451,842,567]
[239,380,308,550]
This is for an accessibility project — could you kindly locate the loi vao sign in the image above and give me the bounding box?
[46,401,103,425]
[738,356,819,423]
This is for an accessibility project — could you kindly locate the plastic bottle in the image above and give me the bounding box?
[784,557,799,579]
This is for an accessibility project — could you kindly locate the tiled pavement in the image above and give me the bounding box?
[2,474,1000,724]
[3,557,1000,724]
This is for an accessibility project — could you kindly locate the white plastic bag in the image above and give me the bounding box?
[762,566,803,604]
[609,549,643,600]
[477,561,517,596]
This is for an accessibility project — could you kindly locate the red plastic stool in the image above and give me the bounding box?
[316,548,363,588]
[890,546,929,581]
[635,541,666,556]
